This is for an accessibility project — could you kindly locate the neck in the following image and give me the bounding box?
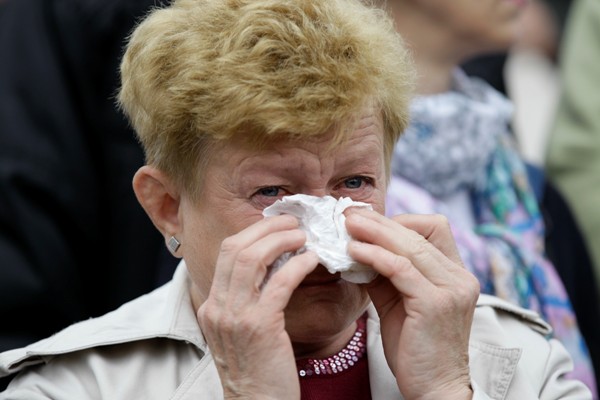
[412,56,455,95]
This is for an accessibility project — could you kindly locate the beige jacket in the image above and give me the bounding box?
[0,262,592,399]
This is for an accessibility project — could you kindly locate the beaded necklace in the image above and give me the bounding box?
[296,316,367,378]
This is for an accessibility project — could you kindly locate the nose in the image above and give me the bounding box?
[297,189,336,199]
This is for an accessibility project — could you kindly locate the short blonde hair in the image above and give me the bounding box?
[119,0,414,198]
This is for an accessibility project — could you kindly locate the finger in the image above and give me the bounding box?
[258,251,320,312]
[347,209,462,268]
[350,239,479,330]
[226,228,307,307]
[348,240,436,298]
[389,213,463,266]
[210,215,299,301]
[345,210,461,282]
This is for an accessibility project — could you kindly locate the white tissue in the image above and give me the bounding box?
[262,194,378,284]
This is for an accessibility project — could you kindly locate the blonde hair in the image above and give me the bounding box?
[118,0,414,198]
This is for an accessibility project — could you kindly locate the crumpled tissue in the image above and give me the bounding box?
[262,194,378,284]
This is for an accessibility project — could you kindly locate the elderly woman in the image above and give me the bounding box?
[378,0,598,395]
[0,0,592,399]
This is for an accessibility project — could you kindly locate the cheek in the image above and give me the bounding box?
[180,208,228,298]
[181,203,265,299]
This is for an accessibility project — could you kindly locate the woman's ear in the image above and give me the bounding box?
[132,166,182,240]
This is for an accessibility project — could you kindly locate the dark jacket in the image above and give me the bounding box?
[0,0,176,359]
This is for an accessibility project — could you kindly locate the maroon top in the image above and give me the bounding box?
[296,314,372,399]
[298,354,372,400]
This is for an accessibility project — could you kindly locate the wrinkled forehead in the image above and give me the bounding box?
[186,107,388,197]
[222,107,384,155]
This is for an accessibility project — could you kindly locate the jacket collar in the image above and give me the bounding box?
[0,261,204,377]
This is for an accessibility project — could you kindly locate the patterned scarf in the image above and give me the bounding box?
[386,69,596,393]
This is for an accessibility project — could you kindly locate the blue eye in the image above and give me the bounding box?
[258,186,280,197]
[344,177,364,189]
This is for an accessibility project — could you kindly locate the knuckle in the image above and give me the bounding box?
[431,213,451,229]
[198,301,254,336]
[387,253,413,278]
[453,273,481,305]
[197,303,221,329]
[468,272,481,291]
[214,310,239,334]
[219,236,240,256]
[235,248,262,268]
[467,275,482,300]
[460,270,481,292]
[408,234,430,260]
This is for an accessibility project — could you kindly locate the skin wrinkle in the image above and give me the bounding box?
[222,128,385,211]
[180,108,384,361]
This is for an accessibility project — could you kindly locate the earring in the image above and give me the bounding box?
[167,236,181,253]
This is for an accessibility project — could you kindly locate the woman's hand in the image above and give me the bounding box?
[346,209,479,400]
[196,214,319,400]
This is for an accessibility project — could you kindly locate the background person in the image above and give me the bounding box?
[460,0,600,386]
[378,0,597,395]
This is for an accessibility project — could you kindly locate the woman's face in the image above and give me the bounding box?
[411,0,527,53]
[180,109,387,343]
